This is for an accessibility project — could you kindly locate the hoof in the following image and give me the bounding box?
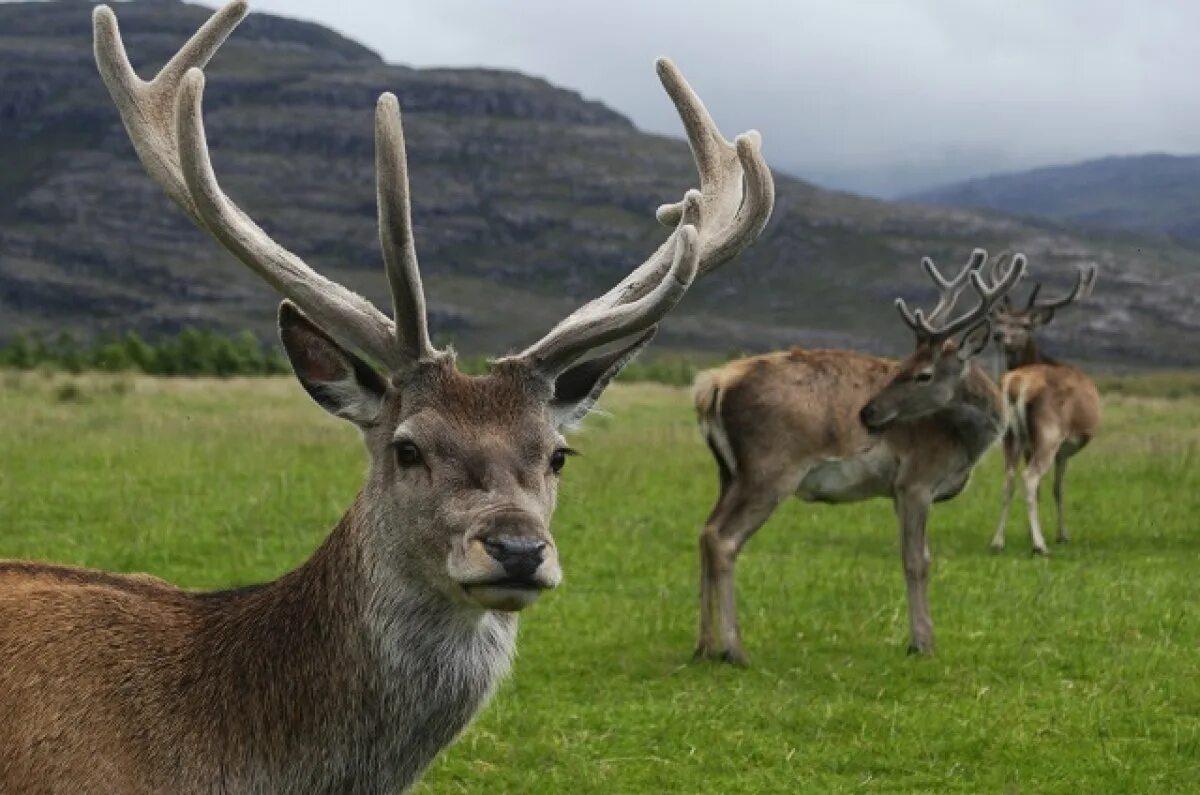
[989,542,1005,554]
[1056,536,1070,544]
[1031,546,1050,557]
[906,643,934,656]
[720,649,750,667]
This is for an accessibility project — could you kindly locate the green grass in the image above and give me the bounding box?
[2,371,1199,793]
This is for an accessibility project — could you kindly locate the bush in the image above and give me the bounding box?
[0,328,291,378]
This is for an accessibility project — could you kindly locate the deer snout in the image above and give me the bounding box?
[482,536,547,580]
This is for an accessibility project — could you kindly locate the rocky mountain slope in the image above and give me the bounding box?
[3,0,1200,365]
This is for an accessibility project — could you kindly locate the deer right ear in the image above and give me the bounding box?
[278,302,388,427]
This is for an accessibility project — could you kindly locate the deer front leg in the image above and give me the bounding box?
[895,487,934,655]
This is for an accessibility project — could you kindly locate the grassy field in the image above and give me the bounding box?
[1,371,1199,793]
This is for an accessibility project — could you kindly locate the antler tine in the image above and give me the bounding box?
[376,93,439,364]
[929,254,1027,341]
[899,252,1027,344]
[509,59,774,377]
[95,2,408,369]
[921,248,987,324]
[521,225,700,376]
[1031,263,1097,312]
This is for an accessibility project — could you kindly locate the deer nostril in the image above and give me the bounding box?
[482,536,547,579]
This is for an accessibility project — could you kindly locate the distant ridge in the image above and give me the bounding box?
[907,154,1200,243]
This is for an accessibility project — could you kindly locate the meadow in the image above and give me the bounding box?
[1,370,1198,793]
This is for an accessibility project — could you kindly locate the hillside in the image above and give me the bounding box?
[3,1,1200,365]
[907,154,1200,243]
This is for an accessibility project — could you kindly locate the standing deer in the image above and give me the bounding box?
[692,250,1026,663]
[0,3,774,792]
[989,264,1100,554]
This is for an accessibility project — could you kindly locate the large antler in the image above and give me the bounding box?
[916,248,988,325]
[1024,263,1098,312]
[94,1,435,370]
[896,250,1028,345]
[507,59,775,377]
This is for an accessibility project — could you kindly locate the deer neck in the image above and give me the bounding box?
[187,495,517,793]
[1005,337,1058,369]
[939,365,1005,461]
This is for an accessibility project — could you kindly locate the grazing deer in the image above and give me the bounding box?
[692,250,1025,663]
[989,264,1100,554]
[0,3,774,792]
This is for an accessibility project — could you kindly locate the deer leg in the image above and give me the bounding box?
[895,488,934,655]
[1022,452,1053,556]
[695,502,725,660]
[1053,453,1071,543]
[705,485,786,666]
[990,430,1020,552]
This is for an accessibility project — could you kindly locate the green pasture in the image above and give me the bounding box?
[1,371,1198,793]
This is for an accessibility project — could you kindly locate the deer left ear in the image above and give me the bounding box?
[550,328,656,430]
[956,320,992,361]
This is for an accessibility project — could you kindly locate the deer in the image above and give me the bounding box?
[691,249,1026,664]
[0,3,774,792]
[988,263,1100,555]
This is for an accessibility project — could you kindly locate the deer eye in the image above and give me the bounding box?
[914,370,934,383]
[394,440,422,468]
[549,447,575,475]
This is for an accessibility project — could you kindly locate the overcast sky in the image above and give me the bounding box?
[196,0,1200,197]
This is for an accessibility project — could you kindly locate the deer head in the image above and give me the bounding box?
[992,262,1098,358]
[860,249,1027,431]
[93,1,773,612]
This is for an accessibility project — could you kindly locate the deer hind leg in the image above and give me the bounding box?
[1053,450,1074,543]
[699,479,789,666]
[1022,436,1062,556]
[990,429,1021,552]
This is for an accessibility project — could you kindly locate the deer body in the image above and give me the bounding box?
[0,2,775,790]
[0,514,514,794]
[692,251,1025,663]
[989,264,1100,554]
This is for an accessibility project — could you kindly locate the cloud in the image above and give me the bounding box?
[202,0,1200,196]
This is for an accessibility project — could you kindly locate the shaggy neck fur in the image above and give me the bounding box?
[185,497,517,794]
[939,364,1006,463]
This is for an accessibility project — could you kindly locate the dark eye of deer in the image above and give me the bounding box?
[549,449,568,475]
[395,441,422,468]
[915,371,934,383]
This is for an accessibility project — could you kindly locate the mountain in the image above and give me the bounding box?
[907,154,1200,243]
[3,1,1200,367]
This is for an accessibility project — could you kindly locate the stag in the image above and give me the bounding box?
[0,3,774,792]
[989,263,1100,554]
[691,250,1025,663]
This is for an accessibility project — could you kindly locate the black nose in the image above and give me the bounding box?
[859,403,875,427]
[482,536,547,580]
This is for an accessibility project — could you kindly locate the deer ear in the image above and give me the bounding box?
[1029,306,1056,326]
[278,301,387,427]
[956,320,992,361]
[550,328,656,430]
